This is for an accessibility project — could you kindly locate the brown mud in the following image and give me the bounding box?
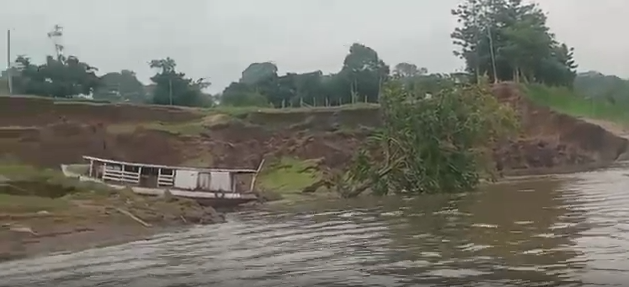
[0,83,627,260]
[0,174,224,262]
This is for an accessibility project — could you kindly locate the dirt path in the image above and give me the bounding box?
[578,117,629,140]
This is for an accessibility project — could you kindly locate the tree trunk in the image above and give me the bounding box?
[340,161,398,198]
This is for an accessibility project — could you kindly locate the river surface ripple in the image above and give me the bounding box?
[2,164,629,286]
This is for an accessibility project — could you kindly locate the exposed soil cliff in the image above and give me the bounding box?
[491,82,628,175]
[0,84,626,176]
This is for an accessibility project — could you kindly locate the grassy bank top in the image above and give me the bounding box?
[2,83,628,128]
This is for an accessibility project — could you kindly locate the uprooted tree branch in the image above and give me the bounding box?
[305,78,519,198]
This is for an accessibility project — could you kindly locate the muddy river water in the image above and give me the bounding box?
[2,163,629,286]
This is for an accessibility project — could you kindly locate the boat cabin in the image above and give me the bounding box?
[82,156,260,194]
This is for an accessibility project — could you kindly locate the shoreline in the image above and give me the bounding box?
[0,216,213,263]
[0,174,226,263]
[1,159,626,263]
[1,223,166,262]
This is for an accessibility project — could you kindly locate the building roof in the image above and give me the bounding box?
[83,156,258,173]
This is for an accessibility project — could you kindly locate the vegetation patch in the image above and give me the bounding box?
[0,163,111,214]
[258,157,322,196]
[523,84,629,124]
[322,79,519,198]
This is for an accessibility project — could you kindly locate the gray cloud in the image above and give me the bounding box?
[0,0,627,93]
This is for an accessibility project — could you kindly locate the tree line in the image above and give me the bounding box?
[3,53,213,107]
[222,0,579,107]
[451,0,577,86]
[1,0,580,108]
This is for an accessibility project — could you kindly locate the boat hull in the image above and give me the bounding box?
[75,175,259,208]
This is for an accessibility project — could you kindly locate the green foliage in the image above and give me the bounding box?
[220,82,271,107]
[11,55,101,98]
[393,63,428,78]
[573,71,629,105]
[240,62,278,85]
[395,72,469,95]
[219,43,389,108]
[148,57,213,107]
[524,84,629,124]
[451,0,576,86]
[93,70,147,103]
[340,43,390,103]
[345,80,518,196]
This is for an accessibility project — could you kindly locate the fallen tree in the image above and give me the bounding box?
[325,79,518,197]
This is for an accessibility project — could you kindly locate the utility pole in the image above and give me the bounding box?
[472,0,481,84]
[6,29,12,95]
[168,78,173,105]
[487,25,498,84]
[481,0,498,84]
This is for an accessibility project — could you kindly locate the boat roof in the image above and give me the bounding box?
[82,156,258,173]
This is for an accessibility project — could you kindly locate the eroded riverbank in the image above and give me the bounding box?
[2,162,629,286]
[0,166,225,261]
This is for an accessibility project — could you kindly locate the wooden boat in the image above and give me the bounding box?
[62,156,263,207]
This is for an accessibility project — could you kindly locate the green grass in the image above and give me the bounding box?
[0,163,55,179]
[0,163,102,213]
[258,157,322,194]
[523,84,629,124]
[256,157,342,206]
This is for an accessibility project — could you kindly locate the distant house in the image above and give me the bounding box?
[74,93,94,100]
[144,84,156,96]
[450,72,470,84]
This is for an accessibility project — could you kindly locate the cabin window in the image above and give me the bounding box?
[124,165,140,173]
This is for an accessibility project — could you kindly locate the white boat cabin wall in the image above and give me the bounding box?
[83,156,258,194]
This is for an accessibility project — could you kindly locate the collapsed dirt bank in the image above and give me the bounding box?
[0,83,624,175]
[492,82,628,175]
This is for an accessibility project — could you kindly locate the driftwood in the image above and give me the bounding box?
[339,164,396,198]
[114,207,152,227]
[8,225,37,236]
[299,166,395,198]
[249,158,266,193]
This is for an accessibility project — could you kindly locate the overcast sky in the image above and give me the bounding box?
[0,0,627,93]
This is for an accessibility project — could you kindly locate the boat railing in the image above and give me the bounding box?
[102,168,141,184]
[157,169,174,187]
